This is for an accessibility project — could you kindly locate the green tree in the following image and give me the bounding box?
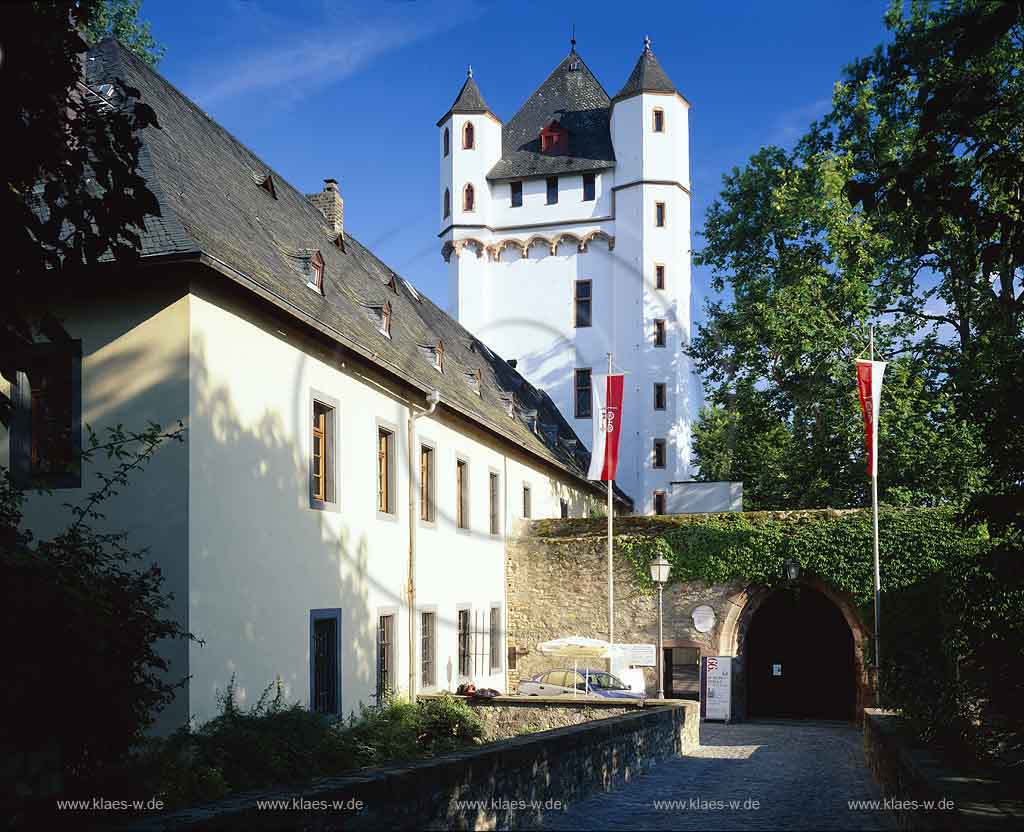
[82,0,165,66]
[826,0,1024,492]
[1,423,191,809]
[692,0,1019,507]
[1,1,159,425]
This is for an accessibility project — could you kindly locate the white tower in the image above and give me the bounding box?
[438,39,711,514]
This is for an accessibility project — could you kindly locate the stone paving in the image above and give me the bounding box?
[544,720,896,830]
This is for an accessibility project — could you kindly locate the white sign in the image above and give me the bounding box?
[610,644,656,667]
[692,605,717,633]
[700,656,732,721]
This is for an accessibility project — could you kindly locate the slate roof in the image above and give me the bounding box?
[486,50,616,182]
[435,73,493,126]
[83,39,629,506]
[613,42,678,102]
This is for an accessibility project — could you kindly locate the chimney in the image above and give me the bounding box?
[307,178,344,236]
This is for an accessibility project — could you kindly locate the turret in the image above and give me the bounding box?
[437,67,502,232]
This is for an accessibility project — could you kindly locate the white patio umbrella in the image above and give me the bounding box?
[537,637,611,697]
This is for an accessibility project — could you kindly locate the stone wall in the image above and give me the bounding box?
[862,709,1021,831]
[126,701,699,831]
[421,693,657,740]
[505,525,745,695]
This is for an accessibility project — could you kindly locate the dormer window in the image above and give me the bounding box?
[499,392,515,418]
[464,369,482,397]
[434,342,444,372]
[308,250,324,293]
[444,127,450,157]
[463,184,475,212]
[380,302,392,338]
[539,120,568,155]
[463,122,475,149]
[255,171,277,199]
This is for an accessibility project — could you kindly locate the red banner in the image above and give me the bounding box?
[588,374,625,481]
[856,359,886,477]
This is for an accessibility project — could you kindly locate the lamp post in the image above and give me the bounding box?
[650,555,671,699]
[783,558,801,584]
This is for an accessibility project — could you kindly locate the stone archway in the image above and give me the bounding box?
[717,576,872,721]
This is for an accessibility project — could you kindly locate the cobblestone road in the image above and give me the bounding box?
[544,720,896,830]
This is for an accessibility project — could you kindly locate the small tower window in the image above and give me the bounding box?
[653,382,667,411]
[443,188,451,218]
[463,184,475,212]
[510,181,523,208]
[546,176,558,205]
[443,127,450,157]
[653,108,665,133]
[654,319,667,347]
[463,121,475,149]
[653,490,667,515]
[656,202,667,227]
[582,173,595,202]
[309,250,324,293]
[655,263,666,289]
[653,438,667,469]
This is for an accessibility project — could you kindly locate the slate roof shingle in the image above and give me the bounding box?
[84,39,627,505]
[486,50,616,182]
[612,43,679,102]
[435,73,493,126]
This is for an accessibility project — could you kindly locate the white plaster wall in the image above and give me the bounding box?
[487,171,612,229]
[668,481,742,514]
[186,290,599,723]
[0,287,191,734]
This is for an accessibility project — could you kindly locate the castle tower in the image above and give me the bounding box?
[437,68,501,321]
[438,39,708,514]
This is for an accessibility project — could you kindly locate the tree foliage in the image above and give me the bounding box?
[82,0,166,66]
[0,422,191,811]
[1,0,160,425]
[691,0,1022,508]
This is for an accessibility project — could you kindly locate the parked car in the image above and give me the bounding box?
[518,668,644,699]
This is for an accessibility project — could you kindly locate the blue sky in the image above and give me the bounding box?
[144,0,893,324]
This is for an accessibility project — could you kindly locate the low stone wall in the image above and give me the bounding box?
[863,709,1021,830]
[421,693,689,741]
[126,701,698,831]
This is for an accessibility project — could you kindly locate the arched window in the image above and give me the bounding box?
[443,127,450,157]
[443,188,450,218]
[463,121,474,149]
[463,184,475,212]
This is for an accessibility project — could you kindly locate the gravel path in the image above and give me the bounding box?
[543,720,896,830]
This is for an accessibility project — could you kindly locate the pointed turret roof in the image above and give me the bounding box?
[487,48,616,181]
[436,68,495,126]
[613,36,680,102]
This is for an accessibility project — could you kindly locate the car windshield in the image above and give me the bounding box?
[586,672,629,690]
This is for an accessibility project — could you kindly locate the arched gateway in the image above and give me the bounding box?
[717,577,871,720]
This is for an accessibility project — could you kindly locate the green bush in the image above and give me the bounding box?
[138,681,483,809]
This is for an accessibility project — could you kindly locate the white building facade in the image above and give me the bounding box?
[2,39,618,732]
[439,39,721,514]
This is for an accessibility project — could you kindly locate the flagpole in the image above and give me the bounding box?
[870,326,882,702]
[607,352,614,660]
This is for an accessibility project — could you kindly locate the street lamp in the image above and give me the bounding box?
[650,555,671,699]
[783,558,801,583]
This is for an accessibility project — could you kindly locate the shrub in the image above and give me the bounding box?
[138,682,483,809]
